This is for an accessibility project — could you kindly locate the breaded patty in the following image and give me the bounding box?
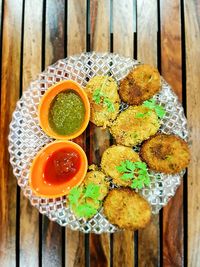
[85,76,120,128]
[103,188,151,230]
[110,105,160,147]
[83,168,110,201]
[101,145,140,186]
[119,64,161,105]
[69,167,109,219]
[140,134,190,174]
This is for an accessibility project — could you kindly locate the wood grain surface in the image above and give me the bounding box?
[41,1,65,266]
[0,0,23,266]
[19,1,42,266]
[112,1,135,266]
[160,1,184,266]
[65,1,86,266]
[89,1,111,266]
[137,1,159,266]
[185,0,200,266]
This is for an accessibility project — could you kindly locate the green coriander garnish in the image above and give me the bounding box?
[92,76,115,112]
[68,183,101,219]
[103,98,115,112]
[142,98,166,119]
[135,111,152,118]
[116,160,151,189]
[92,88,104,104]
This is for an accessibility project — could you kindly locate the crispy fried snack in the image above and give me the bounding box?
[119,64,161,105]
[110,105,160,147]
[68,166,110,219]
[140,134,190,174]
[101,145,140,186]
[103,188,151,230]
[85,76,120,128]
[83,168,110,201]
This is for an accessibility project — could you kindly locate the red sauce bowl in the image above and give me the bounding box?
[29,141,88,198]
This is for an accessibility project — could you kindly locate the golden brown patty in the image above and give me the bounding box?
[69,168,109,219]
[119,64,161,105]
[83,168,110,201]
[103,188,151,230]
[140,134,190,174]
[110,105,160,147]
[85,76,120,128]
[101,145,140,186]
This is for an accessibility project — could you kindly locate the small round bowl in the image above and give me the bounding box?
[38,80,90,140]
[29,141,88,198]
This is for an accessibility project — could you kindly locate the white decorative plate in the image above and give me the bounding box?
[9,52,188,233]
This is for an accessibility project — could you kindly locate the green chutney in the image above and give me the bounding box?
[48,90,85,135]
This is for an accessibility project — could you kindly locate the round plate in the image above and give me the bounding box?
[8,52,188,234]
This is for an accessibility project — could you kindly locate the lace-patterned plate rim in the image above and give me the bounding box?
[8,52,188,233]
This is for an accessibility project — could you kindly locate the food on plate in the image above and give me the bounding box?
[85,75,120,127]
[39,80,90,139]
[119,64,161,105]
[140,134,190,174]
[49,91,85,135]
[103,188,151,230]
[83,168,109,200]
[110,105,160,147]
[101,145,141,187]
[115,160,151,189]
[29,141,88,198]
[68,167,109,219]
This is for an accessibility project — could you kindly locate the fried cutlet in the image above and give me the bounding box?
[83,168,110,201]
[101,145,140,186]
[103,188,151,230]
[140,134,190,174]
[85,76,120,128]
[110,105,160,147]
[119,64,161,105]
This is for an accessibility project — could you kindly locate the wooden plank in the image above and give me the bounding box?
[137,1,159,266]
[185,0,200,266]
[0,0,2,45]
[160,0,182,100]
[41,1,65,266]
[0,0,23,265]
[90,0,110,52]
[65,1,86,266]
[113,1,135,266]
[113,0,134,57]
[89,2,111,267]
[67,0,86,55]
[137,0,157,66]
[160,1,184,266]
[19,1,43,266]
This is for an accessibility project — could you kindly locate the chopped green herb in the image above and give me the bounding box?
[68,183,101,219]
[135,111,152,118]
[84,183,100,199]
[92,88,104,104]
[75,203,97,218]
[143,98,166,119]
[103,98,115,112]
[68,187,82,205]
[116,160,151,189]
[92,76,115,112]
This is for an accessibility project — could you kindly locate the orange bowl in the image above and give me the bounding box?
[29,141,88,198]
[38,80,90,140]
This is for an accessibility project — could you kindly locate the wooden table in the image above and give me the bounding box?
[0,0,199,266]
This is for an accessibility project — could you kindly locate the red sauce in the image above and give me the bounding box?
[43,148,81,185]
